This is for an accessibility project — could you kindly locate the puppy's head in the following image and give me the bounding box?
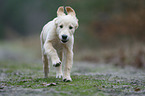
[55,6,79,43]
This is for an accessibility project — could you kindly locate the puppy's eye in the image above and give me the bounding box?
[69,26,73,29]
[59,25,63,28]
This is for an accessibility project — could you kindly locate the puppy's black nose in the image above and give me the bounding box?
[62,35,68,40]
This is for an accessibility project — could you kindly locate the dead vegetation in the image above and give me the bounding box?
[75,43,145,69]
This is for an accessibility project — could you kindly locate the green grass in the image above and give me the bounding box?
[0,41,145,96]
[0,60,145,96]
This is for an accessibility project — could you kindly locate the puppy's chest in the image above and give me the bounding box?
[52,39,63,51]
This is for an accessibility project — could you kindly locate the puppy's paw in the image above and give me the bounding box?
[63,76,72,82]
[56,73,63,78]
[53,62,61,67]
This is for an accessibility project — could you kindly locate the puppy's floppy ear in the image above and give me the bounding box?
[57,6,66,16]
[75,23,79,29]
[54,18,58,26]
[65,6,76,16]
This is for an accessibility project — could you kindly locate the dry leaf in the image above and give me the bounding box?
[134,88,141,91]
[42,83,57,87]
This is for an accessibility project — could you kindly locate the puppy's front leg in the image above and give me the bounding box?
[63,47,73,82]
[44,41,61,67]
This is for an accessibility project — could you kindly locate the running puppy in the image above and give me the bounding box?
[40,6,79,82]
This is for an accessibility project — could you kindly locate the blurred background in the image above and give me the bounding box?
[0,0,145,68]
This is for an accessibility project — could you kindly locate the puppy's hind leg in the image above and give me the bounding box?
[42,54,49,78]
[40,34,49,78]
[56,52,63,78]
[56,64,63,78]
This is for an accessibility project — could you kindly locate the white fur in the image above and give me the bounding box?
[40,6,78,82]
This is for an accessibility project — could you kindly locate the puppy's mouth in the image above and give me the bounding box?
[61,39,68,43]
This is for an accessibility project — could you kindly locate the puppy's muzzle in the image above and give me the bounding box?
[61,34,69,43]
